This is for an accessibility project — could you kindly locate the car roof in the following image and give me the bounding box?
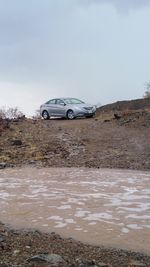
[46,97,80,102]
[54,97,78,101]
[61,97,80,100]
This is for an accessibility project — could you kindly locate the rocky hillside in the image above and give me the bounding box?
[97,98,150,113]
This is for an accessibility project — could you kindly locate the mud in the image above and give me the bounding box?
[0,167,150,254]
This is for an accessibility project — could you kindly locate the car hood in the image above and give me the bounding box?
[66,103,94,109]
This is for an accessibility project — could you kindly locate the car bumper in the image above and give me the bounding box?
[75,110,96,117]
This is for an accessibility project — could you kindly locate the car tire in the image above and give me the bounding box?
[86,114,95,118]
[42,110,50,120]
[67,110,75,120]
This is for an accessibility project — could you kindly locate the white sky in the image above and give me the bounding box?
[0,0,150,116]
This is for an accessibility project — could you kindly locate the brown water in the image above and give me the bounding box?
[0,167,150,253]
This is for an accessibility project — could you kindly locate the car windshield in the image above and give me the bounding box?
[64,98,84,104]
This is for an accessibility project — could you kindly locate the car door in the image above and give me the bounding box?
[45,99,56,116]
[54,99,66,116]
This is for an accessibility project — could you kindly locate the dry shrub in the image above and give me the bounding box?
[32,109,41,119]
[0,107,24,120]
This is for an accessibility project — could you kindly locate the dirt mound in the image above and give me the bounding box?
[0,108,150,170]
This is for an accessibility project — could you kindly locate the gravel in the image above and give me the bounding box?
[0,222,150,267]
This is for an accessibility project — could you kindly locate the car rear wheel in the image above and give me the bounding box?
[67,110,75,120]
[42,110,50,120]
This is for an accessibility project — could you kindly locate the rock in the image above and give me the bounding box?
[43,155,50,159]
[11,139,22,146]
[130,260,146,266]
[97,263,108,267]
[114,113,121,120]
[27,160,36,165]
[0,236,6,242]
[25,245,31,249]
[0,163,14,169]
[27,253,65,265]
[72,259,96,267]
[13,250,20,255]
[72,259,108,267]
[0,163,6,169]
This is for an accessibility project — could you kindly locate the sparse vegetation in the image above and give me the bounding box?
[32,109,41,119]
[0,107,25,120]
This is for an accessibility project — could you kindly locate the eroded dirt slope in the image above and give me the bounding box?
[0,109,150,170]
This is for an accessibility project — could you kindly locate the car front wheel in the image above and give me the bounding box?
[67,110,75,120]
[42,110,50,120]
[86,113,95,118]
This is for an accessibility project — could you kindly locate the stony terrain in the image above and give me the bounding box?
[0,108,150,171]
[0,99,150,266]
[0,222,150,267]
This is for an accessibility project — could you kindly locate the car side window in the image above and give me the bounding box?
[56,99,64,105]
[46,99,56,104]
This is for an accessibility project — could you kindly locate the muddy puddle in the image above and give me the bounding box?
[0,167,150,253]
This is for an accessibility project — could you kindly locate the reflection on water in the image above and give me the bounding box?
[0,167,150,253]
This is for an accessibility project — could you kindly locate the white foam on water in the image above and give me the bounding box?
[127,224,143,230]
[126,214,150,220]
[57,205,71,210]
[121,228,130,234]
[65,219,76,224]
[84,212,113,221]
[55,222,67,228]
[47,216,63,221]
[74,210,90,218]
[118,203,150,213]
[0,167,150,252]
[88,222,97,225]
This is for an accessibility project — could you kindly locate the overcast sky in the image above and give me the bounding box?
[0,0,150,116]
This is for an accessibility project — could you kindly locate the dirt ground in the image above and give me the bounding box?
[0,109,150,170]
[1,222,150,267]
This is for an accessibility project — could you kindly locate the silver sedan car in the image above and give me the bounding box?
[40,98,96,120]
